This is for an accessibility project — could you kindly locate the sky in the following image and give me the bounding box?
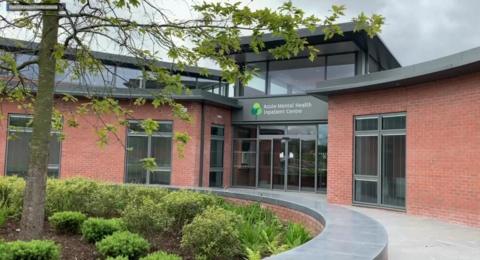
[2,0,480,67]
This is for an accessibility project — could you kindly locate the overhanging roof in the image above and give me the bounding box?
[308,46,480,99]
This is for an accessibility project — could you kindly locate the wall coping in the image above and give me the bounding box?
[167,186,388,260]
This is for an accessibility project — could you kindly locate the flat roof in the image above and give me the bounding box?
[308,46,480,98]
[237,22,401,69]
[0,37,223,79]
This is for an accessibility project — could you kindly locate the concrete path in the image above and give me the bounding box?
[345,206,480,260]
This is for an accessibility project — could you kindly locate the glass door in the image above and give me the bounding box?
[272,139,285,189]
[300,139,316,191]
[287,139,300,190]
[258,139,272,188]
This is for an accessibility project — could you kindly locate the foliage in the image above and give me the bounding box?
[161,190,222,230]
[0,176,25,219]
[121,198,172,235]
[106,256,129,260]
[174,132,190,159]
[2,240,60,260]
[81,218,126,243]
[49,211,87,234]
[140,251,182,260]
[0,208,7,228]
[46,178,101,216]
[96,231,150,259]
[284,223,311,249]
[181,206,241,259]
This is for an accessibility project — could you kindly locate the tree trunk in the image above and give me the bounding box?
[19,5,59,240]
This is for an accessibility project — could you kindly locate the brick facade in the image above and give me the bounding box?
[0,99,232,188]
[327,71,480,227]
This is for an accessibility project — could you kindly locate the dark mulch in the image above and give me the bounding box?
[0,220,193,260]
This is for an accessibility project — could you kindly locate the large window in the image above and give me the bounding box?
[6,114,61,178]
[209,126,224,187]
[326,53,356,80]
[125,121,172,184]
[242,62,267,97]
[232,125,257,186]
[354,114,406,208]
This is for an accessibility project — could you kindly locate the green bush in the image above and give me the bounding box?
[181,206,241,259]
[3,240,60,260]
[106,256,129,260]
[0,208,8,227]
[140,251,182,260]
[284,223,311,249]
[46,178,100,216]
[0,176,25,219]
[81,218,125,243]
[122,198,171,235]
[96,231,150,259]
[49,211,87,234]
[161,190,221,230]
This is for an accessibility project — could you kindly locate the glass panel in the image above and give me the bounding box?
[150,171,170,185]
[48,134,61,165]
[128,121,172,134]
[287,125,316,135]
[258,140,272,188]
[126,136,148,183]
[228,84,235,97]
[382,116,406,130]
[317,124,328,191]
[180,76,198,89]
[382,135,406,207]
[115,66,143,88]
[211,126,224,137]
[197,77,220,91]
[355,136,378,176]
[287,139,300,190]
[151,136,172,168]
[210,139,224,168]
[356,118,378,131]
[234,125,257,138]
[6,131,31,177]
[47,168,59,178]
[259,125,285,135]
[9,116,32,128]
[368,57,380,73]
[243,62,266,97]
[355,180,377,203]
[301,139,316,191]
[56,60,80,87]
[209,171,223,187]
[272,139,285,189]
[80,65,115,88]
[16,54,39,81]
[326,53,356,80]
[268,56,326,94]
[232,140,256,186]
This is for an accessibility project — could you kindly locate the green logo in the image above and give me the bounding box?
[251,102,263,116]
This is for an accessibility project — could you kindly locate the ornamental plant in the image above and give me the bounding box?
[2,240,60,260]
[96,231,150,259]
[49,211,87,234]
[81,218,126,243]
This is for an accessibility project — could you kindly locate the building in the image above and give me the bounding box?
[0,22,478,227]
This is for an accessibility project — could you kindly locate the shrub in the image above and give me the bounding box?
[0,176,25,219]
[3,240,60,260]
[81,218,125,243]
[0,208,7,227]
[96,231,150,259]
[122,198,171,235]
[140,251,182,260]
[46,178,100,216]
[181,206,241,259]
[161,190,221,230]
[49,211,87,234]
[106,256,129,260]
[284,223,311,249]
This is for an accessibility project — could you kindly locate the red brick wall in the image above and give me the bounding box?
[0,98,232,188]
[327,72,480,227]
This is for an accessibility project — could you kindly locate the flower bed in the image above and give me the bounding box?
[0,177,312,259]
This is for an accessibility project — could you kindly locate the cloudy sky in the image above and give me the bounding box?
[162,0,480,66]
[2,0,480,67]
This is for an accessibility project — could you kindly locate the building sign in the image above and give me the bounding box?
[233,95,327,123]
[7,3,65,11]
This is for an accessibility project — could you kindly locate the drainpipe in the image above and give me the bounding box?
[198,102,205,187]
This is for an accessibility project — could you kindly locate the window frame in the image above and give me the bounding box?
[209,125,225,187]
[5,114,63,178]
[353,112,406,209]
[124,120,173,185]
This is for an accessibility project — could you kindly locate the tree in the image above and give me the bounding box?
[0,0,383,239]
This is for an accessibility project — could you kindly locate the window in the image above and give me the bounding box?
[209,126,224,187]
[354,114,406,208]
[6,114,61,178]
[125,121,172,184]
[326,53,356,80]
[115,66,143,88]
[16,54,39,81]
[268,57,326,95]
[232,125,257,187]
[242,62,267,97]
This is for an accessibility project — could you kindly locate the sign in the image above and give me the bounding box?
[7,3,65,11]
[233,95,328,123]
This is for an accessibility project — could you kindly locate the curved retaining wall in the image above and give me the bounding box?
[183,188,388,260]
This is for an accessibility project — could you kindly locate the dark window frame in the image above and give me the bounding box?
[5,114,62,178]
[209,125,225,187]
[353,113,406,209]
[125,120,173,185]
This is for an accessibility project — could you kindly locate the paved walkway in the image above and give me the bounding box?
[346,206,480,260]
